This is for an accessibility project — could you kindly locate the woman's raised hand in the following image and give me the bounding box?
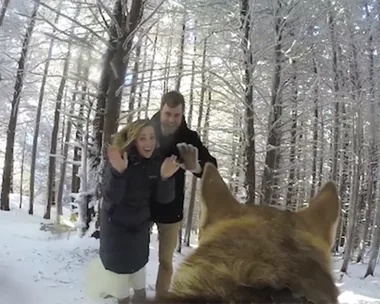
[160,155,180,179]
[107,146,128,174]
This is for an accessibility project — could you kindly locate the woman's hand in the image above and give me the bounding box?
[160,155,180,179]
[107,146,128,174]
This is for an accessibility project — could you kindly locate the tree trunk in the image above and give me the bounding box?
[56,50,90,223]
[162,33,173,94]
[317,109,324,189]
[183,38,207,247]
[0,0,11,27]
[145,23,159,118]
[364,193,380,277]
[361,2,379,270]
[328,1,340,182]
[340,21,364,272]
[232,114,243,196]
[127,32,143,123]
[137,36,148,119]
[19,131,27,209]
[203,89,211,151]
[310,57,319,198]
[0,0,40,211]
[102,0,144,147]
[56,92,76,223]
[187,20,197,128]
[260,1,284,205]
[285,59,298,208]
[75,100,93,236]
[92,0,126,157]
[44,7,78,219]
[29,6,60,213]
[335,102,351,252]
[175,11,186,91]
[71,101,84,194]
[60,88,68,155]
[241,0,256,204]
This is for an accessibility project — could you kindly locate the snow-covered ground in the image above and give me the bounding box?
[0,194,379,304]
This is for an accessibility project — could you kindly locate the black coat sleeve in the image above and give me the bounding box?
[188,130,218,178]
[101,164,129,210]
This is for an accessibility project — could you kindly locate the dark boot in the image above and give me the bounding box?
[131,288,146,304]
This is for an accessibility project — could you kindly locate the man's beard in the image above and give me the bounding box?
[161,123,178,135]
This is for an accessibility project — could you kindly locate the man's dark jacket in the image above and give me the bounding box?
[150,111,218,224]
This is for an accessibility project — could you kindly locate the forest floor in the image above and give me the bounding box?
[0,194,379,304]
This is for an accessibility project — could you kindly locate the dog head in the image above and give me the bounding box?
[158,163,340,304]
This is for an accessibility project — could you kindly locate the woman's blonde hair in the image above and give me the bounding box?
[111,119,153,151]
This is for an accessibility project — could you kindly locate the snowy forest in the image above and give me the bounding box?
[1,0,380,300]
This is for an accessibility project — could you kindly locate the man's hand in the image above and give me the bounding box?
[160,155,180,179]
[107,146,128,174]
[176,143,202,173]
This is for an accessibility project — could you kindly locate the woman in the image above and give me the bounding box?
[84,119,179,304]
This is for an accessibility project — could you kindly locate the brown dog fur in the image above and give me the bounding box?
[153,163,340,304]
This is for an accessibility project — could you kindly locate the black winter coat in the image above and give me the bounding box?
[150,112,218,224]
[99,152,175,274]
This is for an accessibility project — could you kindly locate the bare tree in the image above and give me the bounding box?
[29,0,63,215]
[19,131,27,209]
[183,38,208,247]
[0,0,40,211]
[240,0,256,204]
[0,0,11,27]
[327,1,341,183]
[341,14,365,273]
[145,23,159,118]
[126,32,143,123]
[260,0,285,205]
[175,10,186,91]
[44,7,79,219]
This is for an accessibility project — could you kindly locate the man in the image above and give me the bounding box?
[150,90,218,297]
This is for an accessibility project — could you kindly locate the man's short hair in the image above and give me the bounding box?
[161,91,185,110]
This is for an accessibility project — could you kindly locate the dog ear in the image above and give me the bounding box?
[299,181,340,248]
[199,163,240,236]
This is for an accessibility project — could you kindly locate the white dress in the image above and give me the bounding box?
[84,256,146,300]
